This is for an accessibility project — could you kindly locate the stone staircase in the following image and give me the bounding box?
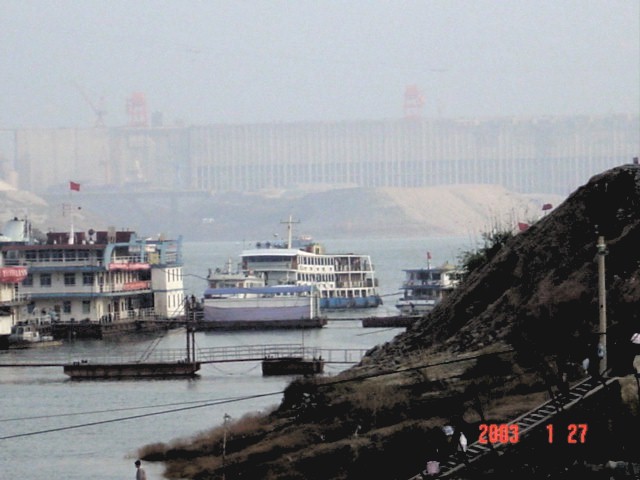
[408,375,618,479]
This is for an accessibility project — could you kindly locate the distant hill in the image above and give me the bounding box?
[6,182,560,240]
[198,184,562,240]
[36,184,561,241]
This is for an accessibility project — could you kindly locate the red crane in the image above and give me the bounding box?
[126,92,149,128]
[403,85,425,119]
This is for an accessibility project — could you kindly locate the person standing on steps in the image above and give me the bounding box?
[135,460,147,480]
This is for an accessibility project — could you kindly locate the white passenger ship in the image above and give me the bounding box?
[395,260,462,316]
[237,217,382,310]
[0,217,185,340]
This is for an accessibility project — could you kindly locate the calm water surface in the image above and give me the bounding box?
[0,236,468,479]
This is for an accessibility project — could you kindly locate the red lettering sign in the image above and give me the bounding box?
[123,281,151,291]
[108,263,150,271]
[0,267,28,283]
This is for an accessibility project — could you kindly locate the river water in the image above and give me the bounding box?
[0,236,469,480]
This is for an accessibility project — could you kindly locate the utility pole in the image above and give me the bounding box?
[597,236,607,376]
[222,413,231,480]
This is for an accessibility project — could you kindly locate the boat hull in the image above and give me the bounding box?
[8,339,63,349]
[321,295,382,310]
[395,299,437,316]
[63,361,201,379]
[201,289,325,329]
[197,317,327,330]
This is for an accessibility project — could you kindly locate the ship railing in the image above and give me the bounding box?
[14,315,53,326]
[62,348,193,365]
[102,307,159,323]
[0,345,370,366]
[3,258,105,267]
[108,255,147,264]
[95,282,153,293]
[194,344,369,364]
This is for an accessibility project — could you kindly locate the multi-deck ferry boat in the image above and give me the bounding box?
[395,260,462,316]
[0,217,185,340]
[238,218,382,310]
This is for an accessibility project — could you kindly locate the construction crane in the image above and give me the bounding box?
[74,83,107,127]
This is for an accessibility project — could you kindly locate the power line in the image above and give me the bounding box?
[0,394,246,423]
[0,348,515,440]
[0,391,283,440]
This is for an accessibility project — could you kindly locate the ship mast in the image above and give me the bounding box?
[281,214,300,249]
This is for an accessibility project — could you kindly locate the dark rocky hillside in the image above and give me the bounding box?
[141,164,640,479]
[371,164,640,372]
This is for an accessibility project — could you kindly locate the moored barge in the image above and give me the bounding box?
[63,360,200,379]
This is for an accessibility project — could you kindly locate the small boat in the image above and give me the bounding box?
[395,260,462,316]
[261,356,324,376]
[206,257,265,289]
[200,285,326,330]
[8,320,62,349]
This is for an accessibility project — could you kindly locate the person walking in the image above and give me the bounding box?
[135,460,147,480]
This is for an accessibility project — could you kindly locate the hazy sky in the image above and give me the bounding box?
[1,0,638,128]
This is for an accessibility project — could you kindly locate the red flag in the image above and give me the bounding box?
[518,222,530,232]
[69,181,80,191]
[542,203,552,211]
[427,251,432,260]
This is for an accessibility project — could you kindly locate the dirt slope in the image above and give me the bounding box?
[142,164,640,479]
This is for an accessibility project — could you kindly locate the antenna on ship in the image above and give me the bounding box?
[66,181,81,245]
[281,214,300,249]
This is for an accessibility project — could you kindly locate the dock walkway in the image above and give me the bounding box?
[0,344,368,368]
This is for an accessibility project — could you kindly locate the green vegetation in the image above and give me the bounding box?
[458,227,514,279]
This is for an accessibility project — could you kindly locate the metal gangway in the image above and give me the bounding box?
[195,344,367,365]
[408,375,619,479]
[0,344,369,368]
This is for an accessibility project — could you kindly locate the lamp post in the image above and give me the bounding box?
[596,236,607,376]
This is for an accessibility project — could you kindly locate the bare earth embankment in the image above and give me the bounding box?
[139,165,640,479]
